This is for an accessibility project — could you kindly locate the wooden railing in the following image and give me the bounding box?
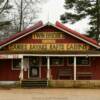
[58,68,73,79]
[77,72,93,80]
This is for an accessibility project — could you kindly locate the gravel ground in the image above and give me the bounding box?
[0,88,100,100]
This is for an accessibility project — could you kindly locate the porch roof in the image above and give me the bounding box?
[0,51,100,56]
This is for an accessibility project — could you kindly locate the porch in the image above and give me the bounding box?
[20,54,100,81]
[0,54,100,81]
[0,54,100,88]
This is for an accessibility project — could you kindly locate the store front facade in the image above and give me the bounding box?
[0,21,100,83]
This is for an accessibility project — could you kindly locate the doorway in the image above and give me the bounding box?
[29,57,40,79]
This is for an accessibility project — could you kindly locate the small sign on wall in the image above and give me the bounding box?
[0,54,23,59]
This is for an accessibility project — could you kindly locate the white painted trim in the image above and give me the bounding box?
[0,81,17,85]
[74,56,76,80]
[23,54,100,57]
[0,54,23,59]
[3,54,100,59]
[19,56,24,80]
[47,56,50,80]
[1,54,100,57]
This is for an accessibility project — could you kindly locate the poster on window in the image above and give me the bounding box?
[31,67,39,77]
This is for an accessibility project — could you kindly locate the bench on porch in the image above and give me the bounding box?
[58,68,72,79]
[77,72,93,80]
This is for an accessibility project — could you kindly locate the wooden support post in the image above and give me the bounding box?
[74,56,76,80]
[47,56,50,80]
[19,56,24,81]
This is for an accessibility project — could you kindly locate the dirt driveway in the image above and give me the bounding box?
[0,88,100,100]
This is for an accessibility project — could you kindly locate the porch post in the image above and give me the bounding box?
[20,56,24,80]
[74,56,77,80]
[47,56,50,80]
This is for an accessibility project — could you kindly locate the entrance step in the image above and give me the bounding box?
[21,80,48,88]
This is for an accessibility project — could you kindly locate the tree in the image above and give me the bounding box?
[60,0,100,41]
[0,0,47,41]
[0,0,12,27]
[11,0,45,32]
[0,0,12,41]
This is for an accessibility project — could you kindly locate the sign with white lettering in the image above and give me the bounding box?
[8,32,90,52]
[0,54,23,59]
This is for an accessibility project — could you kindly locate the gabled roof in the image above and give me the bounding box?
[55,21,99,48]
[0,21,99,49]
[0,21,44,48]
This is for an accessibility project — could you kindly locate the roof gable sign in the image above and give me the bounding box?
[0,21,99,49]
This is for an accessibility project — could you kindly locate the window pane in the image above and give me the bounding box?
[68,57,90,66]
[12,59,21,69]
[29,57,39,66]
[51,57,64,65]
[77,57,89,65]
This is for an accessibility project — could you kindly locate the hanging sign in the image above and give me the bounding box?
[0,54,23,59]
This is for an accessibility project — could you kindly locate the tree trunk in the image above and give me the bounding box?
[19,0,23,32]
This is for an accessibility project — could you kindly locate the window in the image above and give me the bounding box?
[29,57,39,66]
[50,57,64,66]
[12,59,21,70]
[41,57,64,66]
[68,57,90,66]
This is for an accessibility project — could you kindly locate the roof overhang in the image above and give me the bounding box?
[0,54,100,57]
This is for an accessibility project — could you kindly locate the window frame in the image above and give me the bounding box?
[41,57,64,66]
[67,57,91,66]
[29,57,40,67]
[50,57,64,66]
[12,59,21,70]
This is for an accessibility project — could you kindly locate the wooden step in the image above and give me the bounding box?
[21,80,48,88]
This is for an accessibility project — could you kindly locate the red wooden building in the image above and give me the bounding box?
[0,21,100,87]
